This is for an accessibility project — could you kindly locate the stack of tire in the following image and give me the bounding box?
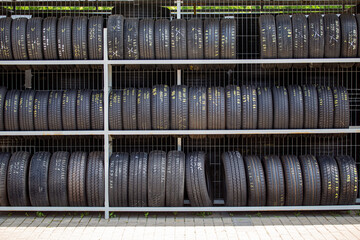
[259,14,359,69]
[110,84,350,130]
[107,15,237,70]
[0,87,104,130]
[221,151,358,206]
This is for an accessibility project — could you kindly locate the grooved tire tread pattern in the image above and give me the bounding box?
[257,87,273,129]
[124,19,140,70]
[76,90,92,130]
[91,91,104,130]
[86,151,104,207]
[189,86,207,130]
[324,14,341,58]
[220,19,236,69]
[272,86,289,129]
[109,153,129,207]
[299,155,321,205]
[48,151,69,206]
[292,14,309,68]
[241,85,257,129]
[166,151,185,207]
[170,85,188,130]
[259,15,277,69]
[0,152,11,206]
[302,85,318,129]
[137,88,151,130]
[187,19,204,71]
[317,86,334,128]
[34,91,49,131]
[318,155,340,205]
[308,14,324,68]
[340,14,357,68]
[5,90,20,131]
[12,18,28,60]
[288,85,304,129]
[204,19,220,70]
[262,155,285,206]
[335,156,358,205]
[68,152,87,206]
[88,16,103,60]
[243,156,266,206]
[276,15,293,69]
[0,18,13,60]
[29,152,51,206]
[333,86,350,128]
[62,90,77,130]
[225,85,242,129]
[42,17,58,60]
[27,17,43,60]
[148,150,167,207]
[281,155,303,206]
[122,88,137,130]
[57,16,72,60]
[48,91,63,130]
[155,19,171,70]
[72,16,88,60]
[19,90,35,131]
[128,152,148,207]
[109,90,123,130]
[0,87,6,131]
[207,87,225,130]
[171,19,187,69]
[151,85,170,130]
[107,15,124,60]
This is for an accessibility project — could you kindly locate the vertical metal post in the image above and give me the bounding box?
[176,0,182,152]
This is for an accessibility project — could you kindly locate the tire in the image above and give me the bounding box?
[28,152,51,206]
[276,15,293,69]
[137,88,151,130]
[48,91,63,130]
[225,85,241,129]
[166,151,185,207]
[241,85,257,129]
[42,17,58,60]
[207,86,225,130]
[204,19,220,70]
[109,153,129,207]
[91,91,104,130]
[109,90,123,130]
[257,86,273,129]
[272,86,289,129]
[222,151,247,206]
[57,16,72,60]
[128,152,148,207]
[34,91,49,131]
[62,89,77,130]
[220,18,237,69]
[68,152,87,206]
[317,86,334,128]
[187,19,204,71]
[72,16,88,60]
[88,16,103,60]
[12,18,28,60]
[48,151,69,206]
[281,155,303,206]
[4,90,21,131]
[0,87,6,131]
[19,90,35,131]
[0,152,11,206]
[302,85,318,129]
[292,14,309,68]
[0,17,13,60]
[148,151,167,207]
[243,155,266,206]
[7,151,31,206]
[189,86,207,130]
[26,17,43,60]
[76,90,92,130]
[124,19,140,70]
[287,85,304,129]
[262,155,285,206]
[122,88,137,130]
[139,19,155,69]
[299,155,321,205]
[151,85,170,130]
[107,15,124,60]
[87,151,104,207]
[308,14,324,68]
[317,155,340,205]
[185,152,213,207]
[332,86,350,128]
[324,14,341,58]
[155,19,171,70]
[171,19,187,70]
[170,85,188,130]
[259,15,277,69]
[340,14,357,68]
[335,155,358,205]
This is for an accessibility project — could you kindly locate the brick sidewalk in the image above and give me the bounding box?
[0,211,359,239]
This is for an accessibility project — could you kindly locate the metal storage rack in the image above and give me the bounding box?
[1,0,360,219]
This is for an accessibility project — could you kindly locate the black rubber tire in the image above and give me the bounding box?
[48,91,63,130]
[220,18,237,69]
[62,89,77,130]
[0,87,6,131]
[139,19,155,69]
[76,90,92,130]
[207,86,225,130]
[317,86,334,129]
[308,14,325,68]
[302,85,318,129]
[335,155,358,205]
[317,155,340,205]
[7,151,31,206]
[276,15,293,69]
[137,88,151,130]
[109,152,129,207]
[187,19,204,71]
[48,151,69,206]
[281,155,303,206]
[26,17,43,60]
[122,88,137,130]
[151,85,170,130]
[88,16,103,60]
[287,85,304,129]
[107,15,124,60]
[86,151,104,207]
[0,18,13,60]
[186,152,213,207]
[324,14,341,58]
[57,16,72,60]
[68,152,87,206]
[204,19,220,70]
[262,155,285,206]
[170,85,188,130]
[241,85,258,129]
[124,19,140,70]
[0,152,11,206]
[148,150,167,207]
[128,152,148,207]
[72,16,88,60]
[243,155,266,206]
[170,19,187,70]
[225,85,241,129]
[272,86,289,129]
[292,14,309,68]
[12,18,28,60]
[259,15,277,69]
[34,91,49,131]
[109,90,123,130]
[189,86,207,130]
[91,91,104,130]
[222,151,247,206]
[340,14,358,68]
[4,90,21,131]
[28,152,51,206]
[299,155,321,206]
[332,86,350,128]
[166,151,185,207]
[19,90,35,131]
[257,86,273,129]
[154,19,171,70]
[42,17,58,60]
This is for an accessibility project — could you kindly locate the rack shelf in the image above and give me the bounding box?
[0,131,105,136]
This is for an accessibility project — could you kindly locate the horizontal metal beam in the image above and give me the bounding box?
[0,207,105,211]
[0,60,105,65]
[0,131,105,136]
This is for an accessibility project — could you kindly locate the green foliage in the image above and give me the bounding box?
[196,212,212,217]
[109,212,117,218]
[36,212,45,218]
[294,212,301,217]
[144,212,149,218]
